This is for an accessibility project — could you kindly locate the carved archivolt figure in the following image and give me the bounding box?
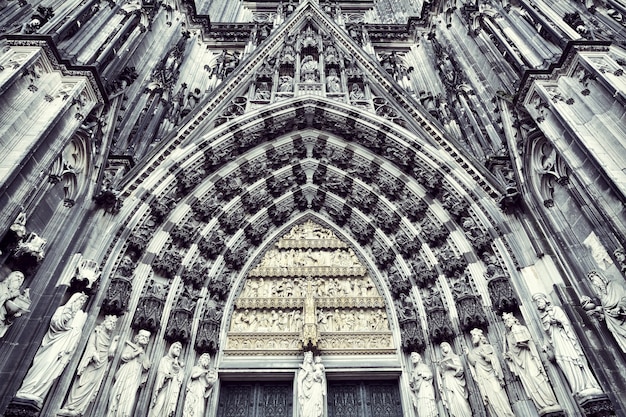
[502,313,561,414]
[0,270,30,338]
[533,293,602,397]
[16,292,88,407]
[149,342,185,417]
[466,329,515,417]
[587,271,626,353]
[297,352,326,417]
[438,342,472,417]
[106,329,152,417]
[183,353,218,417]
[60,315,120,416]
[409,352,438,417]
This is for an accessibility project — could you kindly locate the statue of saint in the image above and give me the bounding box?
[326,69,341,93]
[587,270,626,353]
[297,351,325,417]
[408,352,438,417]
[16,292,88,407]
[149,342,185,417]
[438,342,472,417]
[466,329,515,417]
[60,315,120,416]
[106,329,152,417]
[502,313,561,414]
[533,293,602,397]
[0,270,30,338]
[182,353,218,417]
[349,83,365,101]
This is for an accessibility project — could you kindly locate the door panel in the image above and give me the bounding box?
[327,380,402,417]
[218,382,292,417]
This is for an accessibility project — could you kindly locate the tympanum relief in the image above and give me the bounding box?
[225,220,394,355]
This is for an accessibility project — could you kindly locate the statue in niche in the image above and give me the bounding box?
[297,351,326,417]
[279,75,294,92]
[501,313,561,414]
[183,353,218,417]
[466,328,515,417]
[533,293,602,397]
[438,342,472,417]
[16,292,88,407]
[254,82,271,101]
[149,342,185,417]
[301,55,319,82]
[587,270,626,353]
[0,270,30,338]
[409,352,438,417]
[60,315,120,416]
[349,83,365,101]
[326,68,341,93]
[106,329,152,417]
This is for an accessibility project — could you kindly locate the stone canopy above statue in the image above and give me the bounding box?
[226,220,394,355]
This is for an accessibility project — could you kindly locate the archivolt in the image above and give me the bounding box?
[99,97,519,353]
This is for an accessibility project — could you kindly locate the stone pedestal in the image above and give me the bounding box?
[4,398,41,417]
[579,394,616,417]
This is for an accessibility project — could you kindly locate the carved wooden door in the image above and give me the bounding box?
[327,380,402,417]
[217,382,292,417]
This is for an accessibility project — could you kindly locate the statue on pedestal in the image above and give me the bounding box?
[182,353,218,417]
[502,313,561,415]
[149,342,184,417]
[297,351,325,417]
[0,270,30,338]
[60,315,120,416]
[438,342,472,417]
[466,329,515,417]
[587,271,626,353]
[106,329,152,417]
[533,293,602,398]
[16,292,88,408]
[409,352,438,417]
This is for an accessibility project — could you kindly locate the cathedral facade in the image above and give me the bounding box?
[0,0,626,416]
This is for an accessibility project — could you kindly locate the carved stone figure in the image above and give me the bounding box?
[349,83,365,101]
[9,211,27,238]
[0,270,30,338]
[297,351,325,417]
[587,270,626,353]
[409,352,438,417]
[533,293,602,397]
[106,329,152,417]
[60,315,120,416]
[16,292,88,407]
[466,329,515,417]
[502,313,561,414]
[438,342,472,417]
[326,69,341,93]
[279,75,294,92]
[183,353,218,417]
[149,342,184,417]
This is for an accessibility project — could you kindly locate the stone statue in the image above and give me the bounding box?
[106,329,152,417]
[438,342,472,417]
[149,342,185,417]
[9,211,27,238]
[533,293,602,397]
[279,75,294,92]
[60,315,120,416]
[466,329,515,417]
[502,313,561,415]
[182,353,218,417]
[409,352,438,417]
[0,270,30,338]
[587,270,626,353]
[326,69,341,93]
[297,351,325,417]
[16,292,88,408]
[349,83,365,101]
